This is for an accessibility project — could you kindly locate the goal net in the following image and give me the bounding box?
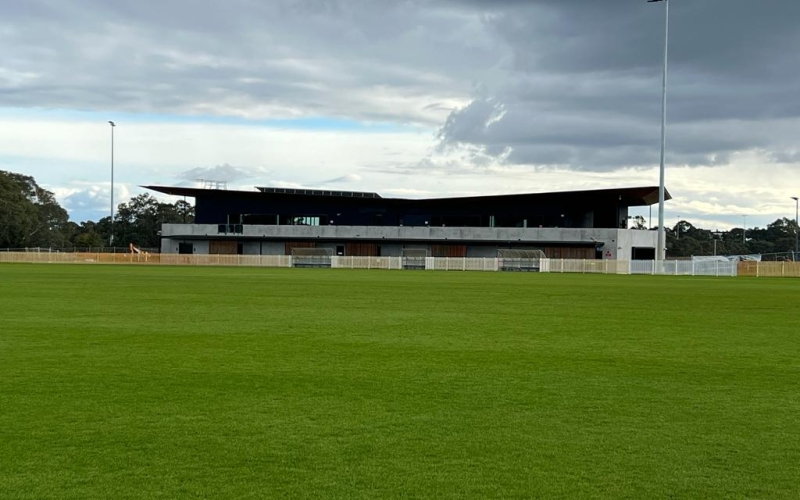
[401,248,428,270]
[497,248,546,272]
[291,247,333,268]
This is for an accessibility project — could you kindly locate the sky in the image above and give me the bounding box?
[1,0,799,230]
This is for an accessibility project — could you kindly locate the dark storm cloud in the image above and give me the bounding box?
[0,0,497,124]
[2,0,799,172]
[436,0,800,170]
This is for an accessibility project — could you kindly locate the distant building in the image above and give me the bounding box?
[145,185,670,260]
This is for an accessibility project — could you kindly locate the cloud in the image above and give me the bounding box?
[0,0,484,125]
[435,1,800,171]
[55,183,132,222]
[321,173,362,184]
[177,164,263,183]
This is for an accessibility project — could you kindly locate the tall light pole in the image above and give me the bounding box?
[109,121,116,248]
[649,0,669,261]
[792,196,799,260]
[742,215,747,245]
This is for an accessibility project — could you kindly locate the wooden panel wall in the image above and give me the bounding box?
[542,246,595,260]
[431,244,467,258]
[345,243,378,256]
[209,240,238,255]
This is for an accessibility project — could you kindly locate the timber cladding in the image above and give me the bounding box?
[543,246,594,259]
[431,244,467,258]
[209,240,238,255]
[345,243,378,256]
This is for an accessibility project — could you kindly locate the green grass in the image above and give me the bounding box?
[1,264,799,499]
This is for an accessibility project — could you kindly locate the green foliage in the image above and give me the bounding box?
[0,170,194,249]
[111,194,195,248]
[71,221,106,248]
[1,266,799,499]
[667,218,799,258]
[0,170,71,248]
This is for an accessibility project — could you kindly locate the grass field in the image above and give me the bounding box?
[1,264,799,499]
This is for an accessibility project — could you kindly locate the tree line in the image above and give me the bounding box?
[663,219,797,258]
[1,170,193,250]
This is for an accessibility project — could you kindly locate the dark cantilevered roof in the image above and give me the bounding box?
[143,185,671,207]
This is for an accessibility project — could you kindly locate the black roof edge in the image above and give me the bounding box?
[142,184,672,206]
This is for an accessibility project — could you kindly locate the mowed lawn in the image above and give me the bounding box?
[1,265,799,499]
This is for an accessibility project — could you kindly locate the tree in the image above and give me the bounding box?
[0,170,71,248]
[111,194,194,248]
[70,221,106,248]
[630,215,647,230]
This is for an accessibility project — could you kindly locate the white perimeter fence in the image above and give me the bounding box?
[0,251,746,277]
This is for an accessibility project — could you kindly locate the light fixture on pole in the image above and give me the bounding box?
[712,230,723,257]
[792,196,799,260]
[109,121,116,248]
[649,0,669,261]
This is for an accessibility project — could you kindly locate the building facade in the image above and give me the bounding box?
[146,185,670,260]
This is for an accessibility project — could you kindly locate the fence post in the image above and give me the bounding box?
[651,260,655,275]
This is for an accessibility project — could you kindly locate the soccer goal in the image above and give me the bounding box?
[401,248,429,270]
[291,247,333,268]
[497,248,546,272]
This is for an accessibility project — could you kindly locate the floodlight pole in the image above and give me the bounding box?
[109,121,116,248]
[792,196,799,260]
[651,0,669,261]
[742,215,746,245]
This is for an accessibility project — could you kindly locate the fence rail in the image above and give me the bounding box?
[5,252,782,277]
[737,260,800,278]
[0,247,158,254]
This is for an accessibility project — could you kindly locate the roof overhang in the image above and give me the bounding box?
[143,185,672,207]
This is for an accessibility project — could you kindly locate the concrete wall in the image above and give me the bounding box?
[161,238,209,254]
[164,224,620,245]
[614,229,659,260]
[160,224,659,260]
[242,242,261,255]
